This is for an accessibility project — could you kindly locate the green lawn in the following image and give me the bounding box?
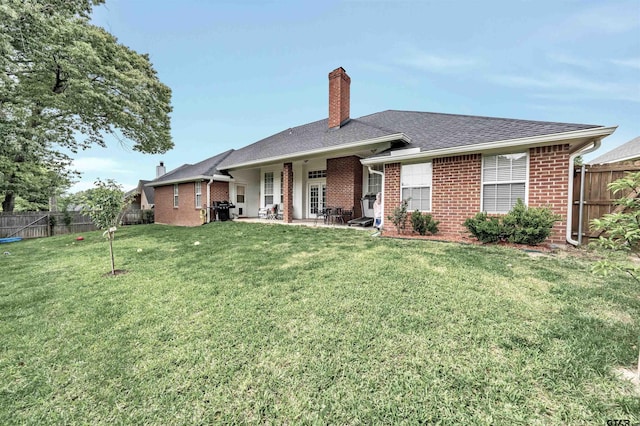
[1,222,638,424]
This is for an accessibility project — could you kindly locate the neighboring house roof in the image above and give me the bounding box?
[219,109,609,169]
[124,187,138,198]
[139,180,154,205]
[147,149,234,187]
[125,180,154,205]
[589,136,640,164]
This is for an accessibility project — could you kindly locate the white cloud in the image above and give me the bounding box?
[67,179,137,195]
[548,2,640,39]
[67,180,97,194]
[548,53,593,69]
[611,58,640,70]
[397,48,476,73]
[71,157,133,175]
[491,72,640,103]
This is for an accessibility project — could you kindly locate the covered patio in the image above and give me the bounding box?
[232,216,374,231]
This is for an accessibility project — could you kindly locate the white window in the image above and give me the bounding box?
[264,172,274,205]
[280,171,284,203]
[482,153,527,213]
[173,184,179,208]
[308,170,327,179]
[401,162,432,211]
[195,181,202,208]
[368,165,382,195]
[236,185,245,204]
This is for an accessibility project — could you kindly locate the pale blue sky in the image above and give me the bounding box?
[70,0,640,192]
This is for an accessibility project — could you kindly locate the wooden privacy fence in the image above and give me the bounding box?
[121,209,154,226]
[572,161,640,244]
[0,212,96,239]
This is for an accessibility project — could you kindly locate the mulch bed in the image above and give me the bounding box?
[380,229,558,253]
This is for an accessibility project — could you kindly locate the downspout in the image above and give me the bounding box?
[577,164,586,245]
[206,178,214,223]
[368,166,385,228]
[566,139,601,246]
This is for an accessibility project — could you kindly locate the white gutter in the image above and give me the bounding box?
[361,126,617,165]
[221,133,410,170]
[368,166,385,229]
[145,174,232,187]
[566,138,603,246]
[206,177,214,223]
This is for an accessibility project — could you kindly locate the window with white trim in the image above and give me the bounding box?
[173,184,179,208]
[367,164,382,195]
[401,162,432,211]
[236,185,245,204]
[308,170,327,179]
[264,172,274,205]
[482,153,527,213]
[195,181,202,208]
[280,171,284,203]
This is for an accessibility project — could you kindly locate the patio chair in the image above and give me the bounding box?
[331,207,344,225]
[258,204,275,219]
[276,204,284,220]
[267,204,279,220]
[341,206,354,223]
[314,207,330,225]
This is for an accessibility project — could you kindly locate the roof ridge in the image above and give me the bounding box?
[350,117,402,135]
[380,109,602,127]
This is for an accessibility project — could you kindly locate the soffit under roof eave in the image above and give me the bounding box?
[145,174,232,187]
[360,126,617,165]
[219,133,409,171]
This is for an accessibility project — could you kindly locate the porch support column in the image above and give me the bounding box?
[283,162,294,223]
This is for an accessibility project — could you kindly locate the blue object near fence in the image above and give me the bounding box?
[0,237,22,244]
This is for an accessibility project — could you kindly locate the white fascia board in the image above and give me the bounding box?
[145,175,231,187]
[595,154,640,164]
[222,133,410,170]
[361,126,618,165]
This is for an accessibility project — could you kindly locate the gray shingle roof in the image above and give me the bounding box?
[125,180,153,199]
[149,149,234,186]
[219,110,602,168]
[590,136,640,164]
[219,118,397,168]
[140,180,154,204]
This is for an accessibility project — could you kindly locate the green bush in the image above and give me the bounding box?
[142,209,155,224]
[464,200,560,245]
[388,199,409,233]
[410,210,439,235]
[463,212,504,243]
[502,199,560,245]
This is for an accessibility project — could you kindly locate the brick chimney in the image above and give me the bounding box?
[328,67,350,129]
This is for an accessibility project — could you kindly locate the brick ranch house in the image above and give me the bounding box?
[149,67,616,244]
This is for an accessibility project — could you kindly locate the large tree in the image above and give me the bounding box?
[0,0,173,211]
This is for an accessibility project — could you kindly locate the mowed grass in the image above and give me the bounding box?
[0,222,639,424]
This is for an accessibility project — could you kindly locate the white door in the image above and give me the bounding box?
[308,182,326,218]
[235,184,247,217]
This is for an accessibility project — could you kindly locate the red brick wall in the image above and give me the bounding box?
[432,154,482,235]
[383,145,571,244]
[383,162,401,223]
[528,144,571,244]
[154,182,200,226]
[283,163,294,222]
[327,156,363,217]
[210,181,229,203]
[328,67,350,128]
[155,180,229,227]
